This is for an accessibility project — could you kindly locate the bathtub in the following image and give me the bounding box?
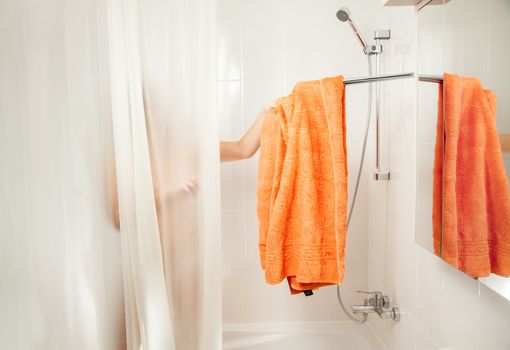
[223,321,385,350]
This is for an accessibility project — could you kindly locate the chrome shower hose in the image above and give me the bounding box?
[336,55,373,324]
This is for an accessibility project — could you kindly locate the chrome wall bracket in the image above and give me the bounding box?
[364,31,390,55]
[374,29,391,40]
[364,44,383,55]
[373,171,390,181]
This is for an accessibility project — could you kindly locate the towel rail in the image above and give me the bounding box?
[344,72,415,85]
[418,75,443,83]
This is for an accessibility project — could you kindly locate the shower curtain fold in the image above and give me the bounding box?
[106,0,175,349]
[106,0,221,348]
[0,1,126,348]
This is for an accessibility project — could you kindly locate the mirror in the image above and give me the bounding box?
[417,0,510,300]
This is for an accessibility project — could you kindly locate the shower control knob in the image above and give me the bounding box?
[391,307,400,322]
[372,294,389,309]
[381,295,390,309]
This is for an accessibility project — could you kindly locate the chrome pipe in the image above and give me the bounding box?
[375,40,381,172]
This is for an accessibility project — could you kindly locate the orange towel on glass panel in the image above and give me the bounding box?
[432,73,510,278]
[257,76,348,294]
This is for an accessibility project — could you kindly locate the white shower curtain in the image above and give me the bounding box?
[106,0,222,349]
[0,0,220,348]
[0,1,125,349]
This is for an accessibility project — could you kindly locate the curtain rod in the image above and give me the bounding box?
[344,72,414,85]
[418,75,443,83]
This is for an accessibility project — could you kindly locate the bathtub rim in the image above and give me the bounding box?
[222,320,388,350]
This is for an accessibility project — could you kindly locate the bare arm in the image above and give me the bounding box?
[501,134,510,155]
[220,107,270,162]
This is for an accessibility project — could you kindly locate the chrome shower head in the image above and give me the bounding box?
[336,7,369,55]
[336,7,350,22]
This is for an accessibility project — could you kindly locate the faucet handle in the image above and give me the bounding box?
[356,290,382,296]
[356,290,390,308]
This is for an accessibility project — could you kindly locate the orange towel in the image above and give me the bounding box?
[257,76,347,294]
[432,73,510,278]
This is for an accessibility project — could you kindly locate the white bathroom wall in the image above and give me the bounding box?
[217,0,390,323]
[367,3,510,350]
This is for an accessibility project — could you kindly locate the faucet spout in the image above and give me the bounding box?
[351,305,376,314]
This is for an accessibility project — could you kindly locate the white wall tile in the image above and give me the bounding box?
[241,28,285,81]
[345,84,374,144]
[243,278,351,322]
[370,310,416,350]
[387,151,416,232]
[218,81,243,139]
[390,227,418,317]
[417,83,440,144]
[217,28,242,81]
[443,19,489,76]
[416,248,446,347]
[223,275,247,323]
[222,211,245,275]
[442,265,481,350]
[488,0,510,75]
[487,73,510,131]
[415,321,441,350]
[284,25,350,84]
[481,274,510,301]
[242,79,283,124]
[367,178,390,293]
[415,143,434,251]
[477,284,510,349]
[418,16,444,75]
[244,210,261,276]
[220,162,244,211]
[242,153,259,211]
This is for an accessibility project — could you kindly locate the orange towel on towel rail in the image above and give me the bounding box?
[257,76,348,294]
[432,73,510,278]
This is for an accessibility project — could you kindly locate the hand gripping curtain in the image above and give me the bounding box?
[106,0,221,349]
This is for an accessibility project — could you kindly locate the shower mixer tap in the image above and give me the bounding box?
[351,290,400,321]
